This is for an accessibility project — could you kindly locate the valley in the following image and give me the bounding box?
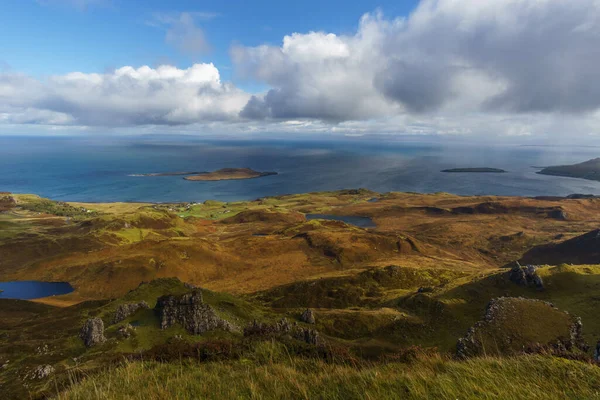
[3,189,600,398]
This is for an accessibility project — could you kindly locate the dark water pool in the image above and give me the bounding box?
[306,214,376,228]
[0,281,74,300]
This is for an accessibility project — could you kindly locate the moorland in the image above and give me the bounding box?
[3,189,600,398]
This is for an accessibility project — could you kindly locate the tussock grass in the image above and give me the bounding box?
[58,354,600,400]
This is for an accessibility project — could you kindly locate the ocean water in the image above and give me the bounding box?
[1,135,600,203]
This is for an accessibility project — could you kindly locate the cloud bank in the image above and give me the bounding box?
[0,64,249,126]
[5,0,600,138]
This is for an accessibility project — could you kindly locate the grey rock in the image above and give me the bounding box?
[301,309,316,324]
[79,318,106,348]
[112,301,149,324]
[292,328,322,345]
[32,365,54,379]
[509,262,544,290]
[244,318,323,346]
[117,323,135,339]
[154,290,237,334]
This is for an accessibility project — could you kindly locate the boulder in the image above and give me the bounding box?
[32,365,54,380]
[301,309,316,324]
[79,318,106,348]
[154,290,237,334]
[117,324,135,339]
[508,262,543,290]
[112,301,149,324]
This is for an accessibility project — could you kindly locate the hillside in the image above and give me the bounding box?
[3,190,600,398]
[538,158,600,181]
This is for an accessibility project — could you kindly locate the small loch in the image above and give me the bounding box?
[306,214,376,228]
[0,281,74,300]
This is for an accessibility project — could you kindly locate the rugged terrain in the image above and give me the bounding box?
[3,189,600,398]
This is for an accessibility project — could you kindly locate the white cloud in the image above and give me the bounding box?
[6,0,600,139]
[0,64,250,127]
[230,0,600,137]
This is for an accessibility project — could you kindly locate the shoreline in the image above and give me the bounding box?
[4,189,600,207]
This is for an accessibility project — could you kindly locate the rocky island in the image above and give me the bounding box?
[537,158,600,181]
[441,168,506,173]
[184,168,278,181]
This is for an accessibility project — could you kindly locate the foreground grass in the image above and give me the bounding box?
[59,355,600,400]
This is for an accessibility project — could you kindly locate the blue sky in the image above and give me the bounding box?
[1,0,600,141]
[1,0,418,85]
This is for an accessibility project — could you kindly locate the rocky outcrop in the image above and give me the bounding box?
[112,301,149,324]
[0,193,16,212]
[79,318,106,348]
[301,309,316,324]
[508,262,544,290]
[117,324,136,339]
[154,290,236,334]
[244,318,323,346]
[292,327,322,345]
[457,297,586,358]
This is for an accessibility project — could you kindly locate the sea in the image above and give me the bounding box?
[2,135,600,203]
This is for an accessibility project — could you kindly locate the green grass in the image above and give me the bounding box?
[58,354,600,400]
[13,194,99,218]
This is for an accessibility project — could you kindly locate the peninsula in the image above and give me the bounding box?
[184,168,278,181]
[129,171,204,177]
[537,158,600,181]
[441,168,506,173]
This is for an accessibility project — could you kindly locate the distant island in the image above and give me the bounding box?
[184,168,278,181]
[537,158,600,181]
[129,171,204,177]
[441,168,506,173]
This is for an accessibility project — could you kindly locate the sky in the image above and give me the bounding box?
[1,0,600,142]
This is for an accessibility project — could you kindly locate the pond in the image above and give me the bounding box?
[306,214,376,228]
[0,281,74,300]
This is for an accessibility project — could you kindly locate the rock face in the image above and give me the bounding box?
[457,297,587,358]
[293,327,322,345]
[301,309,316,324]
[508,262,544,290]
[79,318,106,348]
[244,318,323,346]
[594,341,600,362]
[112,301,149,324]
[154,291,236,334]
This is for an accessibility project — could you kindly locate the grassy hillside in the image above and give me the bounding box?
[5,190,600,398]
[59,355,600,400]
